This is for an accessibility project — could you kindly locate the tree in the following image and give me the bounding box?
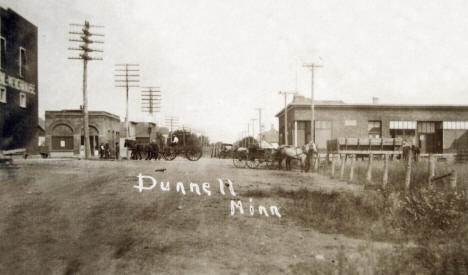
[198,135,210,146]
[235,136,258,148]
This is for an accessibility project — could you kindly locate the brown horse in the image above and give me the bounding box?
[278,141,317,171]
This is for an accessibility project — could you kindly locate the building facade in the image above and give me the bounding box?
[276,96,468,153]
[0,8,38,151]
[134,122,157,143]
[45,110,121,157]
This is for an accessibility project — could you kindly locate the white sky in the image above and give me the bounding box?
[4,0,468,142]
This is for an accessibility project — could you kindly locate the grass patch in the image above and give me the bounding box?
[272,184,468,274]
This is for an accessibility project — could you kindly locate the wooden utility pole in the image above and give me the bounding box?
[165,116,179,139]
[68,21,104,159]
[278,90,298,146]
[141,86,161,122]
[115,64,139,138]
[247,123,250,147]
[303,63,322,143]
[256,108,263,145]
[250,118,257,142]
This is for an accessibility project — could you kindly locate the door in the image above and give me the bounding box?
[297,121,306,146]
[315,121,332,151]
[52,136,74,150]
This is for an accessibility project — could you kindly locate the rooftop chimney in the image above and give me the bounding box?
[372,97,379,104]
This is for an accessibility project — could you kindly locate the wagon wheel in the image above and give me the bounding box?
[186,148,202,161]
[163,148,177,161]
[246,158,260,169]
[232,156,246,168]
[265,159,276,169]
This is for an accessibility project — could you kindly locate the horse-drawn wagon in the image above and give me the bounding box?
[218,143,233,159]
[124,139,160,160]
[161,131,203,161]
[161,143,203,161]
[232,146,278,169]
[232,141,318,171]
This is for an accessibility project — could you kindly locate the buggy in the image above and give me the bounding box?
[232,146,277,169]
[219,143,233,159]
[162,131,203,161]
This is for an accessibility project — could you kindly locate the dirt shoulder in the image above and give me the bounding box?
[0,158,398,274]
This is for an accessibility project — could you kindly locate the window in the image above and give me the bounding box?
[344,120,357,126]
[19,92,26,108]
[389,121,417,129]
[368,121,381,138]
[19,47,27,77]
[0,37,5,69]
[443,121,468,130]
[417,122,436,133]
[390,121,416,140]
[0,86,6,103]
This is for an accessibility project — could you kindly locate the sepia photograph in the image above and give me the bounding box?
[0,0,467,274]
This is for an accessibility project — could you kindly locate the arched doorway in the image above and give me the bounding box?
[81,126,99,156]
[51,124,74,151]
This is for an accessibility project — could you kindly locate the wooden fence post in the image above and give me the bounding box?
[450,170,457,191]
[383,154,389,188]
[314,154,319,171]
[349,154,355,182]
[331,154,336,178]
[340,154,346,180]
[366,153,373,183]
[427,154,435,186]
[405,150,413,191]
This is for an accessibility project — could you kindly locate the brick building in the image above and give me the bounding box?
[45,110,121,157]
[276,96,468,154]
[0,8,38,152]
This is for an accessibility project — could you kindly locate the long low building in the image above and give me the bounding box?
[276,96,468,154]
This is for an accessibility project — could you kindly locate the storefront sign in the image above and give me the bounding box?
[0,71,35,94]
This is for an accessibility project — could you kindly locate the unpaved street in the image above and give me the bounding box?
[0,158,392,274]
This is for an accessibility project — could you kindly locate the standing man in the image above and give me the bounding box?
[115,142,120,160]
[172,135,179,146]
[104,143,110,159]
[402,139,411,161]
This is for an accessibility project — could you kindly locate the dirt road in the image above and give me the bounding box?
[0,158,393,274]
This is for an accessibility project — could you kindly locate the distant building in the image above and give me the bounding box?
[260,124,279,144]
[45,110,120,157]
[134,122,157,143]
[276,95,468,154]
[120,121,137,140]
[157,126,169,136]
[120,121,164,142]
[0,8,38,152]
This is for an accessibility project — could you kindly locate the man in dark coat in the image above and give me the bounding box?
[115,142,120,160]
[104,143,110,159]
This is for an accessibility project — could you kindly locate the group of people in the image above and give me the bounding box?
[97,142,119,160]
[402,140,420,161]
